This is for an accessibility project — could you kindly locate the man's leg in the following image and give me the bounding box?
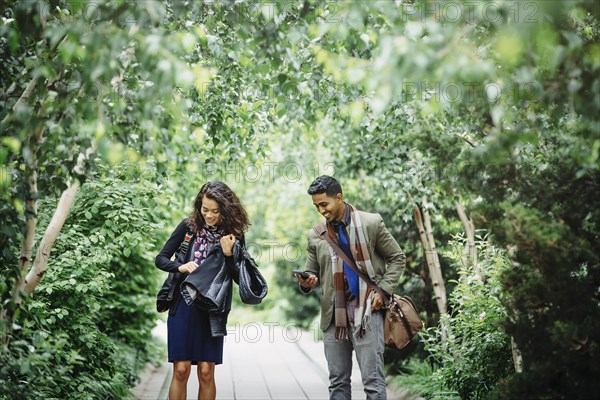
[352,312,387,400]
[323,324,353,400]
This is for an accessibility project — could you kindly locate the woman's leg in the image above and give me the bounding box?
[169,360,192,400]
[197,361,216,400]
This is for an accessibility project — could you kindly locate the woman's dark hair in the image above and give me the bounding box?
[188,181,250,237]
[307,175,342,197]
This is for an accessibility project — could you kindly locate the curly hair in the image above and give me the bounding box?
[188,181,250,237]
[307,175,343,197]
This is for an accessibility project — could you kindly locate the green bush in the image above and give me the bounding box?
[423,236,513,399]
[0,162,167,398]
[390,358,460,400]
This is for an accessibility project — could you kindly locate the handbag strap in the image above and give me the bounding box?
[180,231,193,255]
[313,223,390,303]
[168,230,194,298]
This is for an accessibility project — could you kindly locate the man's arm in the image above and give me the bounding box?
[374,215,405,295]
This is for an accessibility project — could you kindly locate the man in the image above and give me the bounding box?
[296,175,405,400]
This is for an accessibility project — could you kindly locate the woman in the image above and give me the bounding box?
[155,181,250,400]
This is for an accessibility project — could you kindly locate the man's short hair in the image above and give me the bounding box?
[307,175,343,197]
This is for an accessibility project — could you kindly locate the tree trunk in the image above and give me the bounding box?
[511,336,524,373]
[22,180,80,294]
[18,170,38,272]
[456,200,477,270]
[12,121,45,308]
[414,202,448,317]
[18,138,94,296]
[420,197,448,315]
[13,142,93,299]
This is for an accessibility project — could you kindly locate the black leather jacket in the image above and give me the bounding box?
[180,241,244,336]
[155,219,240,337]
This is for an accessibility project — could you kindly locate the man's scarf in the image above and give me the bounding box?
[330,205,376,340]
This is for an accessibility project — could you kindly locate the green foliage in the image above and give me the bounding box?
[390,358,460,400]
[0,162,166,398]
[423,237,513,399]
[2,0,599,396]
[488,204,600,399]
[301,1,599,397]
[0,198,23,325]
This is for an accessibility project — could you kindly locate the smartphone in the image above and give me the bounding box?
[292,269,312,279]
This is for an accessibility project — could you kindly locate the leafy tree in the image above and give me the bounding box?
[1,0,200,324]
[279,1,599,397]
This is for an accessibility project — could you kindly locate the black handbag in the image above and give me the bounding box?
[238,245,268,305]
[156,231,193,313]
[156,271,182,313]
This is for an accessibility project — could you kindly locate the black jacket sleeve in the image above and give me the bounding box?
[155,219,189,273]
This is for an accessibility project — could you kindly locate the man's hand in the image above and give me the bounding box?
[220,234,236,256]
[296,273,318,289]
[372,292,385,311]
[178,261,198,274]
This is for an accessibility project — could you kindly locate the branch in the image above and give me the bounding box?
[1,77,39,126]
[456,200,477,270]
[461,135,477,148]
[1,34,66,127]
[23,180,80,294]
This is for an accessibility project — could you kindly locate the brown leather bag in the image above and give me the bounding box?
[384,294,423,349]
[314,223,424,350]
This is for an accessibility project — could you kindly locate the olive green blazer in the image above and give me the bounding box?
[304,210,406,331]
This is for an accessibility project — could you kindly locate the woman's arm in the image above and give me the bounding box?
[155,219,189,273]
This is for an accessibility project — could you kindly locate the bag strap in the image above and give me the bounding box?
[312,223,390,303]
[168,230,194,298]
[180,231,193,256]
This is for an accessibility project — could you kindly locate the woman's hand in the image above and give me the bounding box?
[178,261,198,274]
[220,234,236,256]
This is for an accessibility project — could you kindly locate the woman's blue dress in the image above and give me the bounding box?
[167,296,224,364]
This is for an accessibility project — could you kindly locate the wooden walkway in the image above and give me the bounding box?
[134,321,417,399]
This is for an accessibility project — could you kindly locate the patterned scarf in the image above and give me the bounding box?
[191,225,224,264]
[330,204,376,340]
